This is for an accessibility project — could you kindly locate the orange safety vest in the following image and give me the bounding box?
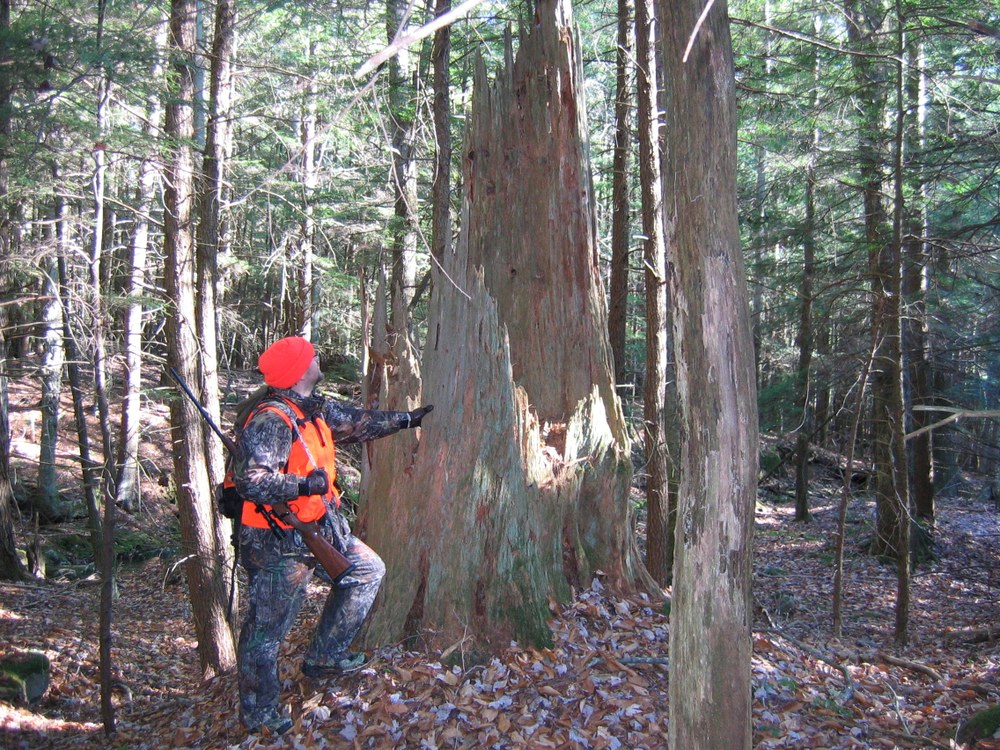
[238,398,340,530]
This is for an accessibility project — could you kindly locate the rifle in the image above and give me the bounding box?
[168,367,355,584]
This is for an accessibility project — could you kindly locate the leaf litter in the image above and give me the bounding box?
[2,487,998,749]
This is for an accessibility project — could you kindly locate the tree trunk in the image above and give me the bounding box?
[660,0,758,747]
[117,12,166,512]
[387,0,418,311]
[164,0,236,677]
[794,22,820,523]
[56,204,102,548]
[296,39,318,338]
[52,177,102,544]
[634,0,671,585]
[0,0,17,583]
[607,0,631,385]
[37,248,66,520]
[88,57,116,516]
[361,0,650,651]
[430,0,451,266]
[0,46,25,577]
[0,329,22,580]
[847,0,909,598]
[886,1,910,645]
[197,0,237,609]
[903,40,934,521]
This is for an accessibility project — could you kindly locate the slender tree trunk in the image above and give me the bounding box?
[832,338,877,637]
[117,13,166,512]
[197,0,237,589]
[0,326,22,581]
[794,24,820,523]
[90,2,121,735]
[164,0,237,677]
[660,0,757,746]
[56,200,102,547]
[89,67,116,512]
[37,246,66,520]
[887,0,910,645]
[607,0,632,385]
[295,39,318,338]
[749,0,773,382]
[0,0,22,582]
[845,0,908,581]
[903,41,934,520]
[198,0,237,622]
[634,0,670,584]
[387,0,418,311]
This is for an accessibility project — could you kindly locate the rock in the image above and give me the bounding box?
[955,704,1000,748]
[0,650,50,705]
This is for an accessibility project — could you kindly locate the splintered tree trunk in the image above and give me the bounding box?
[660,0,757,746]
[164,0,236,677]
[361,0,650,651]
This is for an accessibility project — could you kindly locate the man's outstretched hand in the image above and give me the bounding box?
[406,405,434,429]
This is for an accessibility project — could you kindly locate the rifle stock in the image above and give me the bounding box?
[168,367,355,584]
[273,504,355,584]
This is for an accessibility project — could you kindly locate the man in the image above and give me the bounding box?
[232,335,432,734]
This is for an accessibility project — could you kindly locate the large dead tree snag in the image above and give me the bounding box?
[361,0,650,651]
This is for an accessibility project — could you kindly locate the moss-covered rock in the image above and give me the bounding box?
[956,704,1000,747]
[0,651,50,704]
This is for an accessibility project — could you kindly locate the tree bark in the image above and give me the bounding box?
[361,0,650,651]
[886,0,910,645]
[197,0,237,613]
[0,328,22,580]
[387,0,419,310]
[902,40,934,521]
[794,18,820,524]
[607,0,631,385]
[37,248,66,520]
[430,0,451,266]
[164,0,236,677]
[295,38,318,338]
[0,30,24,578]
[847,0,910,604]
[659,0,758,747]
[117,12,166,513]
[0,0,16,582]
[634,0,671,585]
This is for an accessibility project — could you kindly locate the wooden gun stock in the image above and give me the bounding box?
[273,503,355,584]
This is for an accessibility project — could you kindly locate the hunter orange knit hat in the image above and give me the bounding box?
[258,336,315,389]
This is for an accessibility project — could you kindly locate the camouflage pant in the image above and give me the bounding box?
[236,509,385,729]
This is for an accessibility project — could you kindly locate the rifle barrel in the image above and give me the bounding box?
[168,367,238,453]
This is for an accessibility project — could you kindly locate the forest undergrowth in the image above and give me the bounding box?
[1,372,998,749]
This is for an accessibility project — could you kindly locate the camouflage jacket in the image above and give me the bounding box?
[232,387,410,506]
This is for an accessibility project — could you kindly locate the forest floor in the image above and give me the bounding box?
[1,366,999,749]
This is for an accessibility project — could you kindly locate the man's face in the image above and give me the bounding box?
[302,356,323,391]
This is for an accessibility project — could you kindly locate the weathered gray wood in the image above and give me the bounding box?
[659,0,758,746]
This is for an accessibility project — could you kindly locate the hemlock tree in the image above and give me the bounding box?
[660,0,758,746]
[360,0,652,650]
[163,0,236,678]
